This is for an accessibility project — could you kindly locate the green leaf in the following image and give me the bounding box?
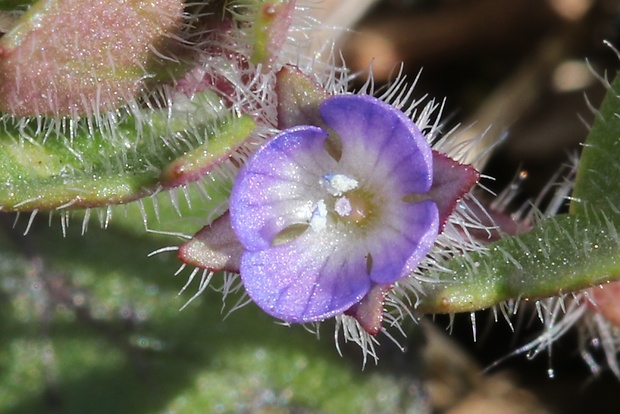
[417,212,620,313]
[0,92,255,211]
[417,71,620,314]
[570,72,620,218]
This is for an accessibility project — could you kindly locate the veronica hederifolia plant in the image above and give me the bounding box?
[175,48,620,372]
[2,0,620,383]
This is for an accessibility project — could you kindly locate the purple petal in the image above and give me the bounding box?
[230,125,337,251]
[320,94,433,196]
[366,200,439,284]
[231,93,443,324]
[240,199,438,321]
[319,94,439,283]
[240,228,372,322]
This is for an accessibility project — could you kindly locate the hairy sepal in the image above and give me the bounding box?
[178,212,243,272]
[250,1,296,70]
[344,284,392,336]
[161,115,256,188]
[275,66,330,129]
[427,151,479,231]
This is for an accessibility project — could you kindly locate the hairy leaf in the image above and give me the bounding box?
[418,72,620,314]
[0,92,255,211]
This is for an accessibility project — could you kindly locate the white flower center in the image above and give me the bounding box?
[310,173,364,231]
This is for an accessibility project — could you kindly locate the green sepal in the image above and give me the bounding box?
[246,0,295,69]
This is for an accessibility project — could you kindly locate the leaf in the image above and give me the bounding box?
[417,212,620,313]
[417,71,620,314]
[0,0,299,213]
[0,92,255,211]
[570,71,620,218]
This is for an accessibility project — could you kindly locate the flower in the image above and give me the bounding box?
[229,94,440,322]
[176,69,479,335]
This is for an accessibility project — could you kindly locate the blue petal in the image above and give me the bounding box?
[240,227,372,322]
[230,125,336,251]
[320,94,433,196]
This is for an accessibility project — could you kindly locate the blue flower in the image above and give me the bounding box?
[177,76,479,334]
[228,94,439,322]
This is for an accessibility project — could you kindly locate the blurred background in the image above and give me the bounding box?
[2,0,620,413]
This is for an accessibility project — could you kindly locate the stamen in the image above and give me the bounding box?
[310,199,328,231]
[322,173,359,196]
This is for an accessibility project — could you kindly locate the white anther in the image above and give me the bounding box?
[322,173,359,196]
[310,199,328,231]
